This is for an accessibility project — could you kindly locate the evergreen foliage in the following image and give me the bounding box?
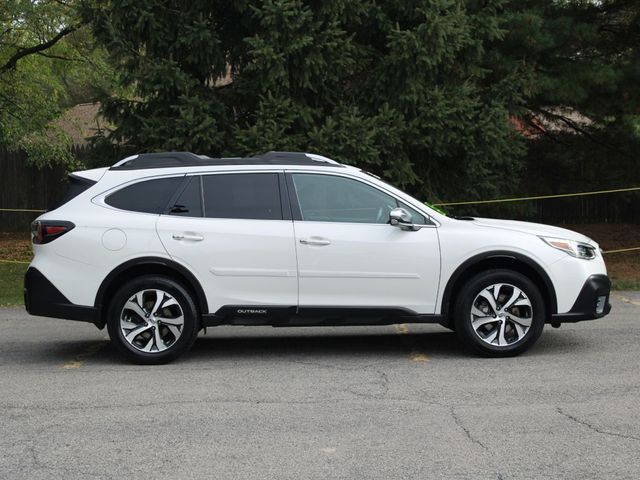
[81,0,640,202]
[502,0,640,202]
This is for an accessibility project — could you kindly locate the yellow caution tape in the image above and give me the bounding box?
[0,208,45,213]
[602,247,640,254]
[0,187,638,255]
[434,186,640,206]
[1,186,639,211]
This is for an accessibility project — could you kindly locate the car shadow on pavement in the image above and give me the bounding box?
[184,329,588,362]
[9,327,589,367]
[187,330,465,361]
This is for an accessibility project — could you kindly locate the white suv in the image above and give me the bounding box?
[24,151,611,363]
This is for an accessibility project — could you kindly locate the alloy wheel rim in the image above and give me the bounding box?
[119,289,184,353]
[470,283,533,347]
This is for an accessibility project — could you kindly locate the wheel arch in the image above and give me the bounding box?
[94,256,208,328]
[440,251,557,327]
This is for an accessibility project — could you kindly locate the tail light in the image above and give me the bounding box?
[31,221,75,244]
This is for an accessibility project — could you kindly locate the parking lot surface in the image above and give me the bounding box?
[1,293,639,479]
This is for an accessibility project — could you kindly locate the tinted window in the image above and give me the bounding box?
[292,174,397,224]
[50,174,96,210]
[106,177,183,214]
[202,173,282,220]
[292,174,429,225]
[399,201,427,225]
[169,176,202,217]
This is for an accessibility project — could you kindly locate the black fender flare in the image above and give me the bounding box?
[439,250,558,316]
[94,256,208,323]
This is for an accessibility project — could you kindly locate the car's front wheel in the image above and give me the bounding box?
[107,275,200,364]
[454,269,546,357]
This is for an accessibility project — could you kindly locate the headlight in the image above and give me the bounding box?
[539,236,597,260]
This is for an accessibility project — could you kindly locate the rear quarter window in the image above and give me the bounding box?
[105,177,183,214]
[50,174,97,210]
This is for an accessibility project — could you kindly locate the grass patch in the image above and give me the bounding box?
[0,232,31,306]
[0,262,28,306]
[611,278,640,291]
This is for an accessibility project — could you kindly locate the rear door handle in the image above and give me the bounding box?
[172,233,204,242]
[299,238,331,246]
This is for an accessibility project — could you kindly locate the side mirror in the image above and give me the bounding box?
[390,208,418,231]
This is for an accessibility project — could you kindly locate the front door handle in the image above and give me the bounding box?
[172,233,204,242]
[299,238,331,246]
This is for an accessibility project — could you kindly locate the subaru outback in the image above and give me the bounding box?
[24,151,611,363]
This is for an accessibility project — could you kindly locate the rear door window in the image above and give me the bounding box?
[168,176,203,217]
[105,177,183,214]
[202,173,283,220]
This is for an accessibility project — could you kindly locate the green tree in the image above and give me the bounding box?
[500,1,640,127]
[498,0,640,194]
[0,0,114,168]
[79,0,640,202]
[81,0,528,201]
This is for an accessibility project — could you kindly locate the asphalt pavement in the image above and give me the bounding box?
[1,293,639,480]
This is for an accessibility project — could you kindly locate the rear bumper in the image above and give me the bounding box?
[549,274,611,324]
[24,267,98,325]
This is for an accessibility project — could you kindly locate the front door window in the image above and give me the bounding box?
[291,173,427,224]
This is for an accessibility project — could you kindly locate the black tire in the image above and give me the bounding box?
[106,275,200,364]
[453,269,545,357]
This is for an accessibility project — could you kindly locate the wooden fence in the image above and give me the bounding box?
[451,193,640,224]
[0,148,68,232]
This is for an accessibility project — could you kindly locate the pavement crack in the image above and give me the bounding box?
[377,369,390,395]
[0,398,340,411]
[343,368,390,400]
[27,443,46,471]
[449,406,507,478]
[449,405,488,451]
[25,438,105,479]
[0,393,446,412]
[556,407,640,442]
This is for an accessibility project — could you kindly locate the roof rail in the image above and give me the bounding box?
[306,153,341,165]
[253,151,341,165]
[111,152,209,170]
[109,151,343,170]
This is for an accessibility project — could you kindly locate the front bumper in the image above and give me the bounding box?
[24,267,98,325]
[550,274,611,324]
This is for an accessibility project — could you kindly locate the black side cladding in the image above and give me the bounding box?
[24,267,98,325]
[550,274,611,323]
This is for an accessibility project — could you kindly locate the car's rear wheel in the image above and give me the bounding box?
[107,275,199,364]
[454,269,545,357]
